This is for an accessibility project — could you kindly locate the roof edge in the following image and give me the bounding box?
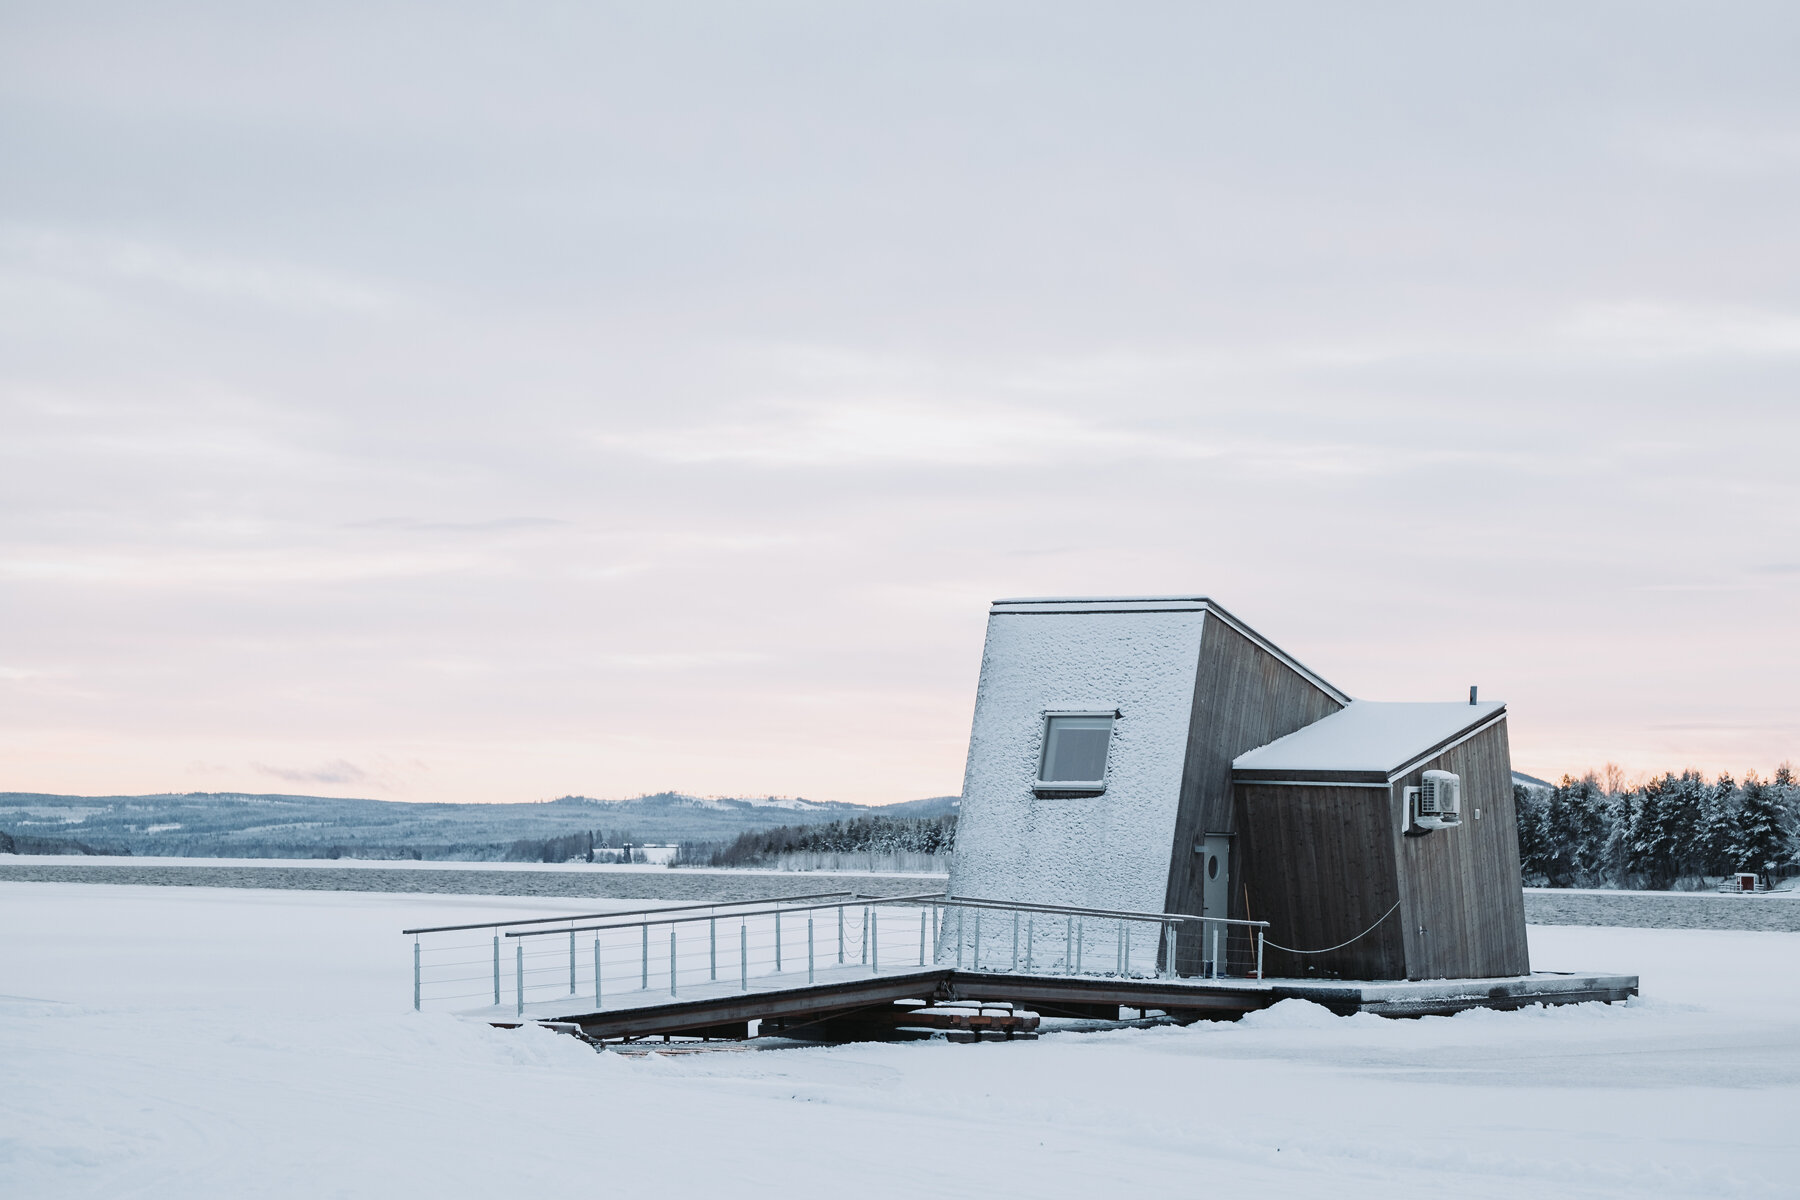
[1384,707,1508,782]
[1230,704,1509,783]
[988,596,1352,706]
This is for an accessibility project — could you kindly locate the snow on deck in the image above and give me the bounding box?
[1233,699,1506,776]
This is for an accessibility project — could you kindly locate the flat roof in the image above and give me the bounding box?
[1232,700,1506,783]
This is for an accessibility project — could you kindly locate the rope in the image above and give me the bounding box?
[1261,901,1400,955]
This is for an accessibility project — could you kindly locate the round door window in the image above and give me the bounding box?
[1207,855,1219,880]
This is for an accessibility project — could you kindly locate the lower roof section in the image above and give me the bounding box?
[1232,700,1506,784]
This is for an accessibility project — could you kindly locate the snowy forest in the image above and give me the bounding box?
[1515,766,1798,888]
[675,814,957,869]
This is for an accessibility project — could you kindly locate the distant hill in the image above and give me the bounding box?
[0,790,962,861]
[1511,771,1554,790]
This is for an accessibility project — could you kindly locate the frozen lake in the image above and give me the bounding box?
[0,855,941,902]
[3,879,1797,1198]
[3,857,1795,930]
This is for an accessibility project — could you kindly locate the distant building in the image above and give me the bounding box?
[948,596,1528,981]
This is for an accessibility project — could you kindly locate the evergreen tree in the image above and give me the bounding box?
[1542,775,1608,886]
[1601,786,1637,886]
[1697,772,1739,878]
[1731,772,1791,878]
[1631,771,1704,889]
[1513,784,1550,882]
[1774,764,1800,873]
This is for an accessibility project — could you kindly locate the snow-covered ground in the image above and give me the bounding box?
[4,882,1796,1198]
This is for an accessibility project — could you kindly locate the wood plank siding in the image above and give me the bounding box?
[1232,719,1529,981]
[1234,783,1408,978]
[1389,721,1530,979]
[1163,616,1343,919]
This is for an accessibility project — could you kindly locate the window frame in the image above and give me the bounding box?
[1033,709,1118,795]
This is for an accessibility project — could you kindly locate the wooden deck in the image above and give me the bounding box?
[476,961,1638,1041]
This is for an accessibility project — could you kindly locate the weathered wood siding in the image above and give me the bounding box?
[1234,719,1530,981]
[1163,617,1343,923]
[1391,720,1530,979]
[1233,782,1409,978]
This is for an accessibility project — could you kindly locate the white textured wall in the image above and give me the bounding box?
[948,609,1205,916]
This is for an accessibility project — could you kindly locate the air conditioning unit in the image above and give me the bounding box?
[1411,770,1463,830]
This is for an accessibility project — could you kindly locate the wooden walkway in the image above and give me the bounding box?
[477,961,1636,1041]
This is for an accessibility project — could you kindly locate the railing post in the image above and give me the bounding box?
[1162,923,1174,979]
[594,936,603,1007]
[641,922,649,990]
[493,934,500,1005]
[956,907,965,969]
[973,910,981,970]
[808,917,815,984]
[1025,915,1034,972]
[870,908,879,974]
[710,917,717,981]
[413,940,421,1011]
[1123,921,1131,976]
[775,910,783,973]
[837,905,845,963]
[1075,918,1083,973]
[1065,917,1073,973]
[919,908,928,966]
[861,907,869,964]
[670,926,678,997]
[515,942,524,1017]
[569,929,577,995]
[1256,927,1265,980]
[740,921,748,991]
[1011,911,1019,972]
[1210,925,1221,980]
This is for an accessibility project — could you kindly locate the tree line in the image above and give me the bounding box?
[501,829,649,863]
[675,814,957,868]
[1515,766,1797,889]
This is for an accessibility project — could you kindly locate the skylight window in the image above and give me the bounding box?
[1036,713,1114,791]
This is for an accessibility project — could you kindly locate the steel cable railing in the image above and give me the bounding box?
[408,893,1271,1016]
[410,893,944,1015]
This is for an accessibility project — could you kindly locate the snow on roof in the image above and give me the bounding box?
[987,595,1352,705]
[1232,700,1506,779]
[990,596,1214,612]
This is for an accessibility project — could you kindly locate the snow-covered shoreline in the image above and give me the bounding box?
[0,852,951,876]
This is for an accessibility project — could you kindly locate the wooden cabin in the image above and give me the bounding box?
[948,595,1530,981]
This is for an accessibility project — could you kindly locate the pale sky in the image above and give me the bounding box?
[3,3,1797,805]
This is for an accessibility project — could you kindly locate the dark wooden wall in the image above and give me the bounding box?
[1390,721,1530,979]
[1163,616,1343,922]
[1233,719,1530,981]
[1233,783,1409,978]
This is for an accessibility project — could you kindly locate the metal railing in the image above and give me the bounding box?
[933,896,1267,982]
[408,892,942,1015]
[407,892,1270,1016]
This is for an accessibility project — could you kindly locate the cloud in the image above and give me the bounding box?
[1563,301,1800,358]
[1,227,402,315]
[0,548,486,585]
[593,651,772,671]
[1623,122,1800,175]
[595,400,1226,468]
[252,759,369,785]
[345,517,571,534]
